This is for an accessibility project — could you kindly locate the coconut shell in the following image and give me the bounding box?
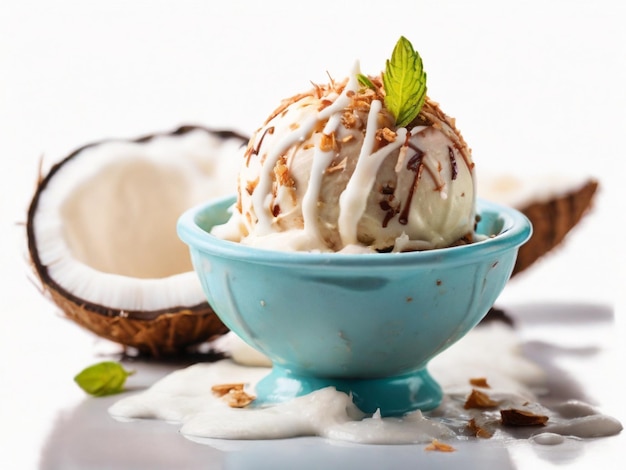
[27,125,244,357]
[511,179,598,276]
[46,285,228,357]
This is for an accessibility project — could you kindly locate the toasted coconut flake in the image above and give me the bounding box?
[211,383,245,397]
[424,439,456,452]
[212,383,255,408]
[464,389,500,409]
[326,157,348,175]
[469,377,490,388]
[320,132,337,152]
[501,408,549,426]
[467,418,494,438]
[376,127,397,144]
[341,111,357,129]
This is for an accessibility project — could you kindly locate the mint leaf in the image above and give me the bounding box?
[382,36,427,127]
[74,361,134,397]
[357,73,376,90]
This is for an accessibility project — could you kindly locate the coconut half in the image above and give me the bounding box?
[26,126,246,356]
[479,173,599,276]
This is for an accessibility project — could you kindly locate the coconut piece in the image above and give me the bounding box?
[478,173,598,276]
[26,126,246,356]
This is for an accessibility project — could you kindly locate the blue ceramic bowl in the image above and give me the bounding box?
[178,196,531,416]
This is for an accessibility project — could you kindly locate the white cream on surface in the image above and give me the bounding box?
[109,324,622,445]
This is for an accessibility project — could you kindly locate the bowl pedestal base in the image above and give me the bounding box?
[253,364,443,417]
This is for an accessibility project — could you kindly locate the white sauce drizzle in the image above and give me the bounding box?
[337,100,401,246]
[252,64,360,235]
[301,113,342,244]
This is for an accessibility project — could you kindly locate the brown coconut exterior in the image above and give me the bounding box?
[26,125,244,357]
[45,285,229,357]
[511,179,598,276]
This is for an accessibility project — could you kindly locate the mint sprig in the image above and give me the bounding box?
[382,36,427,127]
[74,361,135,397]
[357,73,376,90]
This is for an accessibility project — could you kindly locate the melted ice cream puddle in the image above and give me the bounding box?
[109,324,622,445]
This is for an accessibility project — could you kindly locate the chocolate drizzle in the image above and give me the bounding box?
[379,184,398,227]
[448,146,458,181]
[399,143,425,225]
[272,204,281,217]
[246,126,275,165]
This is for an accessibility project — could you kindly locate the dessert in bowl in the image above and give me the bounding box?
[178,37,531,416]
[177,195,530,416]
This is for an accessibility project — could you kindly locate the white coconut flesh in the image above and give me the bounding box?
[29,128,244,315]
[478,170,593,208]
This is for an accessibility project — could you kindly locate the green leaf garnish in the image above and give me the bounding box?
[74,361,135,397]
[382,36,427,127]
[357,73,376,90]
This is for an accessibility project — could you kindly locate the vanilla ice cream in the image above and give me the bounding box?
[214,63,476,253]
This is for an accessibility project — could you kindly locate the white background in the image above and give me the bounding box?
[1,1,625,468]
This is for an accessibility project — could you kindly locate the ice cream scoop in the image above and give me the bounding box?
[214,63,475,252]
